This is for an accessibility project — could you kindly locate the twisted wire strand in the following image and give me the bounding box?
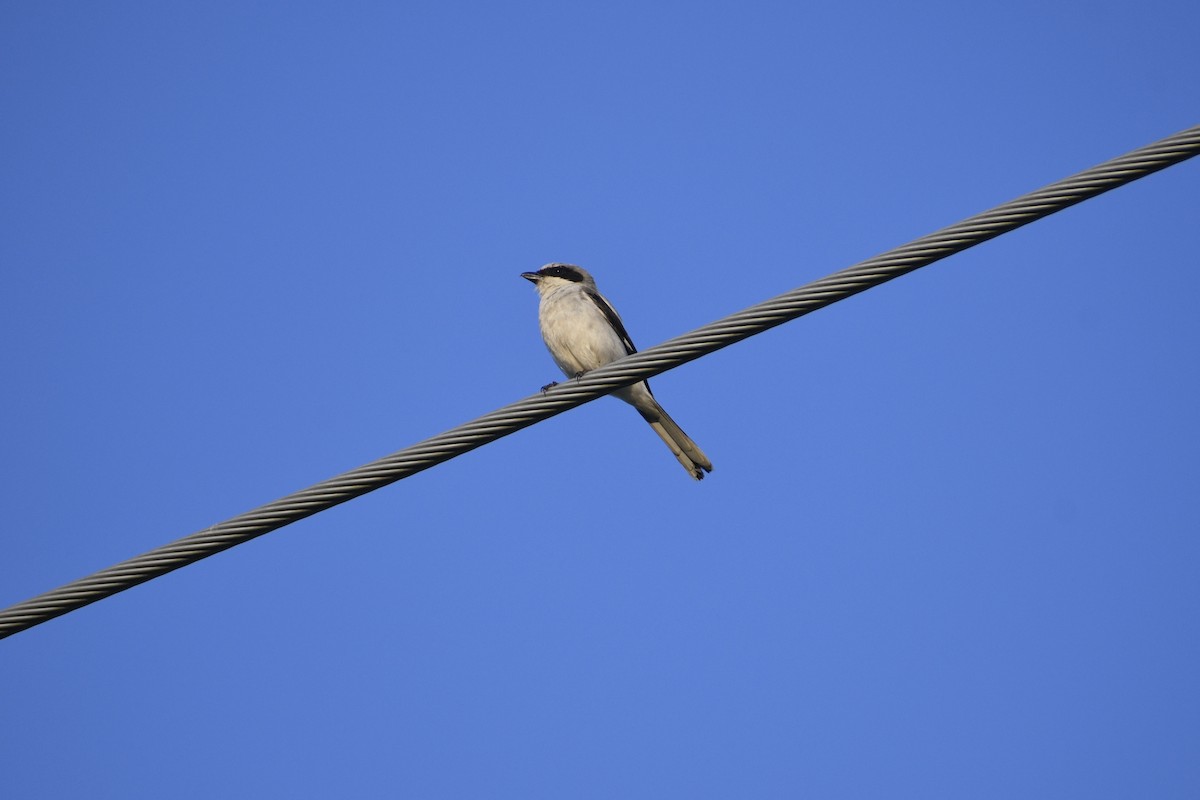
[3,124,1198,640]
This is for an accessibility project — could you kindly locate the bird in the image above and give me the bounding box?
[521,263,713,480]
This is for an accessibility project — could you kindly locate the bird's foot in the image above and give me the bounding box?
[540,381,559,394]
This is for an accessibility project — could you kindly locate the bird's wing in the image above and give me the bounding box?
[585,287,637,356]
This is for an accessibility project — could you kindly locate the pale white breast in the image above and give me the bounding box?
[538,286,629,377]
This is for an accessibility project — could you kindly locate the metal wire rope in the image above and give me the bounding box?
[2,124,1198,641]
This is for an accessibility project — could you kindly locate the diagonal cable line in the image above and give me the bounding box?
[2,124,1198,641]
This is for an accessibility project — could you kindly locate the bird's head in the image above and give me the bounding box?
[521,263,596,294]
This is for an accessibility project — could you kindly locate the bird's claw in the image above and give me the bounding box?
[540,381,559,394]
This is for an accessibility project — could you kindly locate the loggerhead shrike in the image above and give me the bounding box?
[521,263,713,480]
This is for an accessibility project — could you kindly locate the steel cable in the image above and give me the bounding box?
[2,124,1198,640]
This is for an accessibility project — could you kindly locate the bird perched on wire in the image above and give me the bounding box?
[521,263,713,480]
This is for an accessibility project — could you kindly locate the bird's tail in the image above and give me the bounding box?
[639,402,713,481]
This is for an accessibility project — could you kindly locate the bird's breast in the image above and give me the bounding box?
[539,290,628,376]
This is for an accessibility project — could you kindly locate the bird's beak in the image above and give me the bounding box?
[520,272,540,283]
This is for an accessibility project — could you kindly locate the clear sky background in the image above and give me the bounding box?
[2,2,1198,797]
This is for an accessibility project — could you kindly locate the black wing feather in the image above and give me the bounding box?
[584,287,637,355]
[585,286,655,397]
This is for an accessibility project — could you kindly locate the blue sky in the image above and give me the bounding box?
[2,2,1198,797]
